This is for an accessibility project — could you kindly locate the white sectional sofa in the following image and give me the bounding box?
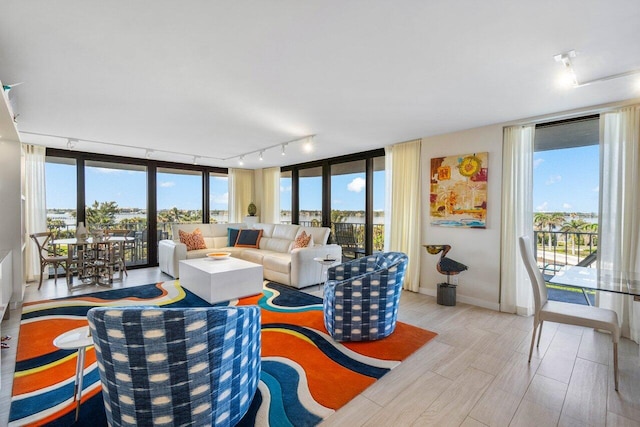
[158,222,342,288]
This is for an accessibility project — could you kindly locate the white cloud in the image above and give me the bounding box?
[211,192,229,204]
[562,203,572,209]
[593,185,599,192]
[92,167,122,174]
[545,175,562,185]
[280,185,292,192]
[159,181,175,188]
[533,158,544,168]
[212,176,228,181]
[347,177,366,193]
[536,202,549,211]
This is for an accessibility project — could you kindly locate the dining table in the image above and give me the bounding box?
[551,265,640,350]
[52,236,134,289]
[550,265,640,304]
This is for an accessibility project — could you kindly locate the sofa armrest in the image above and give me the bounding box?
[290,244,342,288]
[158,239,187,278]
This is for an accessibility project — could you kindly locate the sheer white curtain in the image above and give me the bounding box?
[261,167,280,224]
[229,168,255,223]
[24,144,47,282]
[598,106,640,343]
[384,139,422,292]
[500,125,535,315]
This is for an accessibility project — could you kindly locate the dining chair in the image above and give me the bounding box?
[30,232,69,290]
[106,229,132,276]
[518,236,620,390]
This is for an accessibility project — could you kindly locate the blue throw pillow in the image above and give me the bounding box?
[227,228,240,246]
[235,229,263,248]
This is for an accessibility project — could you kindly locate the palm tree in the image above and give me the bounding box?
[560,219,588,255]
[533,212,564,249]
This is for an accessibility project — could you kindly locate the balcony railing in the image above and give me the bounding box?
[534,230,597,279]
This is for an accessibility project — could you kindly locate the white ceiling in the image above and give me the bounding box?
[1,1,640,169]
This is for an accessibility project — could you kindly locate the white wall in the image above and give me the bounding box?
[0,139,23,304]
[419,124,503,310]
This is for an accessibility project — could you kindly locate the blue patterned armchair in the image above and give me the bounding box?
[323,252,408,341]
[87,306,261,427]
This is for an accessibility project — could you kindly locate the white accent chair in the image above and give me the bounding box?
[518,236,620,390]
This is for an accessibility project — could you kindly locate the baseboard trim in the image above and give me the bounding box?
[418,286,499,311]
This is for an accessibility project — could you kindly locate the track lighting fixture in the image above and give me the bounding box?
[259,151,264,161]
[281,143,287,156]
[66,138,77,150]
[554,49,640,88]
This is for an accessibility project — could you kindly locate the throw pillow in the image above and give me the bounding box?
[178,228,207,251]
[234,229,263,248]
[227,228,241,247]
[292,230,313,249]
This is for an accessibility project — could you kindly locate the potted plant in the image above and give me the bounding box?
[247,202,257,217]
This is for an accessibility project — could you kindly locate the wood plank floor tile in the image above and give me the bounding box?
[562,357,608,426]
[510,399,561,427]
[413,367,493,427]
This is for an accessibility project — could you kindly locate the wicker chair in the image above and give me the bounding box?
[323,252,408,341]
[30,232,69,290]
[88,306,261,426]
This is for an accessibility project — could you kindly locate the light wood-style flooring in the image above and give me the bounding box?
[1,269,638,427]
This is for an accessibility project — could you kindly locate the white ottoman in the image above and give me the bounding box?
[179,257,263,304]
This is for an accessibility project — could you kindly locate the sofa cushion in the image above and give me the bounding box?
[259,237,292,253]
[235,229,263,248]
[179,228,207,251]
[292,231,313,249]
[241,248,265,265]
[252,223,275,238]
[263,253,291,274]
[272,224,300,240]
[185,248,212,259]
[228,228,241,246]
[298,226,330,246]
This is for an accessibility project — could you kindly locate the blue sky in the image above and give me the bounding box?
[46,163,229,210]
[46,163,384,211]
[533,144,599,214]
[280,170,386,211]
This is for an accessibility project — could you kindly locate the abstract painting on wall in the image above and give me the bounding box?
[429,152,488,228]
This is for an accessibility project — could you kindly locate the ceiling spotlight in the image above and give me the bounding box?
[66,138,77,150]
[193,156,198,165]
[303,136,314,153]
[281,143,287,156]
[145,149,153,159]
[238,155,244,166]
[554,50,578,88]
[259,151,264,161]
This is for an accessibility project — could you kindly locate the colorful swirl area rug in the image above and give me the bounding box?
[10,281,436,426]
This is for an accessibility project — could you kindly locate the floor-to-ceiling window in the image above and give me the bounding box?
[209,173,228,223]
[85,160,148,266]
[299,166,323,227]
[372,156,385,252]
[331,160,366,258]
[533,115,599,305]
[45,148,228,269]
[157,167,203,239]
[45,157,77,239]
[282,148,384,256]
[280,170,292,224]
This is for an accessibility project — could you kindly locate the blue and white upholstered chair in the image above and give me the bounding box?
[323,252,408,341]
[87,306,261,427]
